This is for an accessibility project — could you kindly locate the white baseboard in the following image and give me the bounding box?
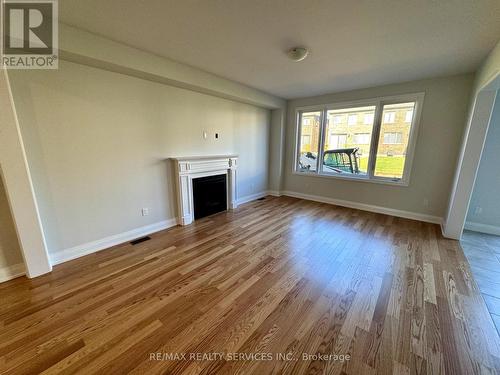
[50,218,178,266]
[47,189,442,267]
[281,190,442,224]
[50,191,276,267]
[0,263,25,283]
[237,191,269,205]
[267,190,282,197]
[464,221,500,236]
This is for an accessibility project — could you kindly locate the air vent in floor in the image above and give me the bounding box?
[130,236,151,245]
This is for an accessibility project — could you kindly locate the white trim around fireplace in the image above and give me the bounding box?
[170,155,238,226]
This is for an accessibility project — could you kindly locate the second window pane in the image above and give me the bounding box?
[323,106,376,175]
[374,102,416,179]
[298,111,321,172]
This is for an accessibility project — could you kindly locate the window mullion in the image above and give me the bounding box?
[368,103,383,179]
[295,111,303,172]
[317,109,327,174]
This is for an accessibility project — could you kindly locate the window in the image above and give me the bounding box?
[383,132,403,144]
[405,110,413,123]
[353,133,371,144]
[323,106,375,175]
[364,113,374,125]
[297,111,321,172]
[295,93,423,184]
[374,102,416,179]
[384,111,395,123]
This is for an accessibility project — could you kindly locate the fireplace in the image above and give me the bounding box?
[192,174,227,219]
[170,155,238,226]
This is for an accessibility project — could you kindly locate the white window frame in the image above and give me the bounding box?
[293,92,425,186]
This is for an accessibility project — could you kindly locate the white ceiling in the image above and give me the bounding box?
[59,0,500,99]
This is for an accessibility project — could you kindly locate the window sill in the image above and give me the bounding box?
[292,170,409,187]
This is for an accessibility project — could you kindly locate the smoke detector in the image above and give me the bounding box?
[287,47,309,62]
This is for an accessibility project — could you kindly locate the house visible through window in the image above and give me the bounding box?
[295,94,422,183]
[301,135,311,147]
[297,111,321,172]
[383,132,403,144]
[353,133,371,144]
[329,133,347,149]
[374,102,417,179]
[323,106,376,175]
[364,113,374,125]
[405,110,414,123]
[384,111,395,123]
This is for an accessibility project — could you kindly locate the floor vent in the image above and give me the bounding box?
[257,197,266,201]
[130,236,151,245]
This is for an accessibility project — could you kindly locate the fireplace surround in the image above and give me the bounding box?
[170,155,238,225]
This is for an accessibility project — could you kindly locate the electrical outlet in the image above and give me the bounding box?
[215,132,219,139]
[423,198,429,207]
[141,208,149,216]
[474,206,482,215]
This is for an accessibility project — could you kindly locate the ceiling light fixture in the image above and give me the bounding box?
[287,47,309,62]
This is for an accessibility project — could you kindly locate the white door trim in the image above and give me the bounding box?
[443,71,500,239]
[0,70,52,278]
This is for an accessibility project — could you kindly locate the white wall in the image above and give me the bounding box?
[283,74,474,219]
[9,60,271,258]
[466,92,500,232]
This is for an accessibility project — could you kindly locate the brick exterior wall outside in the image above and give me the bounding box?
[300,104,414,157]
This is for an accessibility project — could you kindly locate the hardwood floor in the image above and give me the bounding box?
[461,230,500,336]
[1,196,499,374]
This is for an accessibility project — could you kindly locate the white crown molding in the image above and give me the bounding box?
[464,221,500,236]
[50,218,178,266]
[0,263,25,283]
[280,190,443,224]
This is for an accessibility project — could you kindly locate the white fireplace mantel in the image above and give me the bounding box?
[170,155,238,226]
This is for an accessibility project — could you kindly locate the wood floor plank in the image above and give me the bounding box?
[0,196,499,374]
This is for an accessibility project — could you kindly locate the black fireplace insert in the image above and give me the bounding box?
[192,174,227,219]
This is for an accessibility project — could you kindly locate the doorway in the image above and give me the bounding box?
[460,89,500,334]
